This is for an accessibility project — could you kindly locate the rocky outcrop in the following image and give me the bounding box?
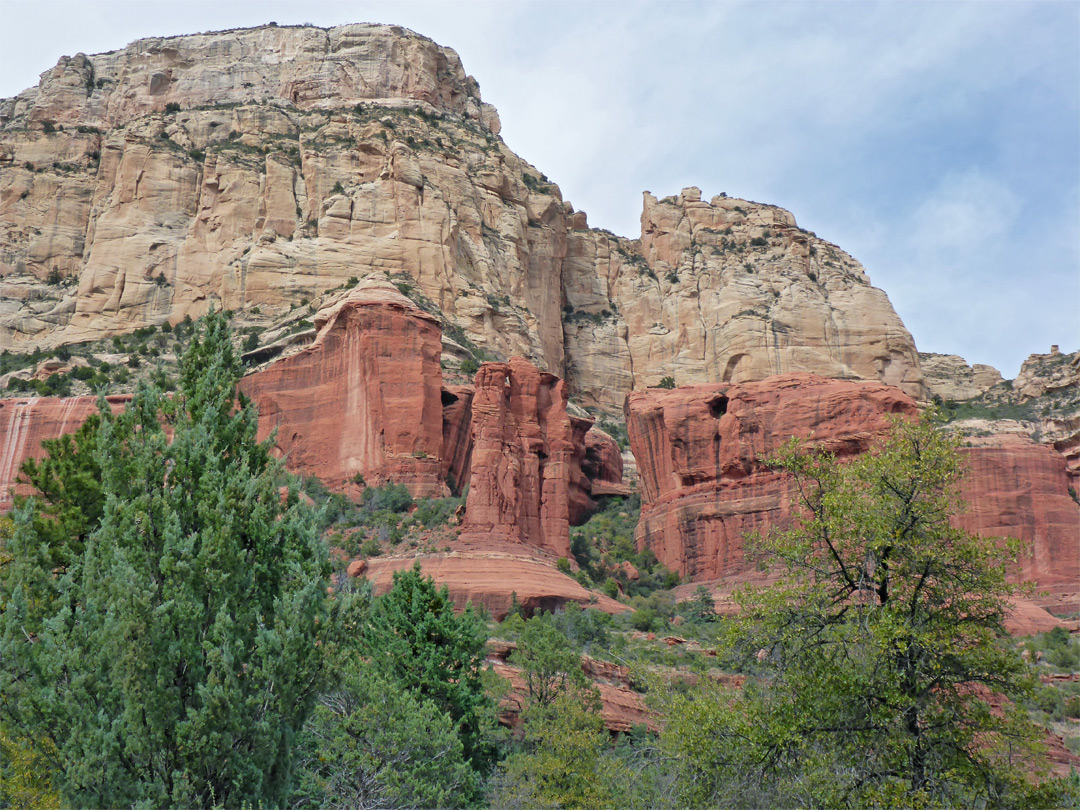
[957,435,1080,613]
[2,24,924,415]
[919,352,1003,402]
[627,374,917,581]
[460,358,584,556]
[362,550,628,620]
[1013,346,1078,400]
[583,428,630,497]
[0,394,129,508]
[628,374,1080,611]
[239,276,447,496]
[485,640,652,733]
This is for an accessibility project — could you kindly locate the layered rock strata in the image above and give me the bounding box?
[627,374,1080,611]
[627,374,917,581]
[919,352,1003,402]
[2,24,924,413]
[460,357,585,556]
[363,552,628,622]
[0,394,129,509]
[239,277,448,495]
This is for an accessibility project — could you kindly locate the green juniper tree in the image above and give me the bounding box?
[1,312,345,808]
[361,563,496,781]
[660,414,1070,809]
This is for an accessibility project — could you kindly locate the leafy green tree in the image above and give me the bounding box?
[509,614,589,709]
[1,312,344,808]
[291,662,475,810]
[362,563,496,778]
[491,691,625,810]
[660,414,1069,809]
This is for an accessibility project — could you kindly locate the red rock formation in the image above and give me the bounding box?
[957,436,1080,613]
[362,551,628,620]
[628,374,1080,612]
[0,395,130,510]
[583,427,630,498]
[627,373,917,581]
[239,279,448,497]
[459,357,582,556]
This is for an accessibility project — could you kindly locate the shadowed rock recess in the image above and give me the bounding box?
[1,23,1077,617]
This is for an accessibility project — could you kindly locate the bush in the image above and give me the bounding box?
[459,358,479,376]
[658,376,676,389]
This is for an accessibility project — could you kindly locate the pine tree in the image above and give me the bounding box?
[1,312,343,808]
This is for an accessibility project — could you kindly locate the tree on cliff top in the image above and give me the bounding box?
[1,311,349,808]
[660,413,1070,809]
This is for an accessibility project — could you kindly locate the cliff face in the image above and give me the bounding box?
[238,276,448,495]
[2,23,924,412]
[626,375,1080,612]
[626,374,917,581]
[0,394,130,509]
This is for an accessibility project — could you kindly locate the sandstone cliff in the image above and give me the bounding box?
[2,23,925,413]
[626,374,1080,612]
[238,276,448,495]
[626,374,918,581]
[0,394,129,509]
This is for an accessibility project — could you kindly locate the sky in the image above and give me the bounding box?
[1,0,1077,378]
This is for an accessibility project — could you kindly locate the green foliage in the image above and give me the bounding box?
[570,495,678,600]
[658,415,1067,808]
[1,311,344,808]
[657,376,676,389]
[362,563,496,781]
[291,662,474,809]
[459,357,480,376]
[361,481,413,513]
[491,692,626,810]
[509,614,589,709]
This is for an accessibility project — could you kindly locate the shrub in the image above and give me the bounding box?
[658,376,676,389]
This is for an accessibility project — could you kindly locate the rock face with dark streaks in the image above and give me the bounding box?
[239,277,448,496]
[460,357,582,556]
[0,394,129,509]
[627,374,918,580]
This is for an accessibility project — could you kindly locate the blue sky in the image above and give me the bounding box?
[2,0,1076,377]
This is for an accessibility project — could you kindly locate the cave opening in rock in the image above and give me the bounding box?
[708,394,729,418]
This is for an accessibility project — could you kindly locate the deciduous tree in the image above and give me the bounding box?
[661,414,1069,809]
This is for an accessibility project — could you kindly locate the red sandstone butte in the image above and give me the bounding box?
[626,374,1080,612]
[626,373,918,581]
[240,279,448,497]
[0,395,130,510]
[459,357,584,556]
